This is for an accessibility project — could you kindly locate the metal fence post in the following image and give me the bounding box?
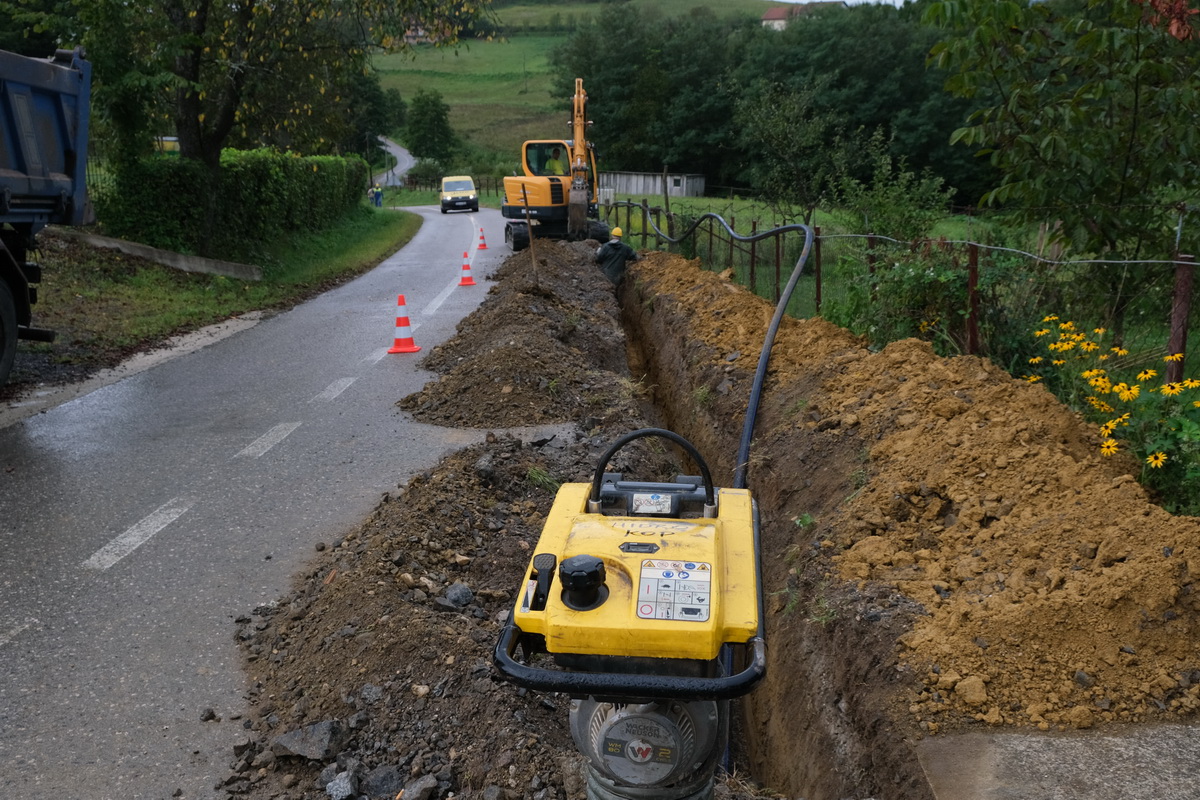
[967,242,980,356]
[774,233,782,304]
[749,220,757,293]
[814,226,823,314]
[728,216,735,269]
[641,200,648,250]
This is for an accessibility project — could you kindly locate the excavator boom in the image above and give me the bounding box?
[501,79,610,251]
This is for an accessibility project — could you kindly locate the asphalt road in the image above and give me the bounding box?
[0,207,523,800]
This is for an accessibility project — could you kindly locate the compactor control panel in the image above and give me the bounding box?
[512,481,759,662]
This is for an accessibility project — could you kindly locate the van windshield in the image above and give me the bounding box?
[444,180,473,192]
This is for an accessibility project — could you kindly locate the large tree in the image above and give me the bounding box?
[550,6,747,183]
[928,0,1200,340]
[928,0,1200,257]
[19,0,486,169]
[726,2,994,204]
[404,88,455,163]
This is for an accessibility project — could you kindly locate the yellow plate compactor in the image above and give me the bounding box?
[494,428,765,800]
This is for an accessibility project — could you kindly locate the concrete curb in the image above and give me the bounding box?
[52,228,262,281]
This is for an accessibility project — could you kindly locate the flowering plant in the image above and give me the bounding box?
[1024,316,1200,514]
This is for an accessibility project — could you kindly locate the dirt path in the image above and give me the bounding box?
[225,242,1200,800]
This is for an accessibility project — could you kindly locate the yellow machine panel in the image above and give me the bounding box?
[512,483,760,662]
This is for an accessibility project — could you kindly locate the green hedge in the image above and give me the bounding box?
[95,149,370,260]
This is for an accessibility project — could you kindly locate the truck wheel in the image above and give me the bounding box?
[0,281,17,386]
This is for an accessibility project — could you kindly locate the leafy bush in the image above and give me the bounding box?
[96,150,369,261]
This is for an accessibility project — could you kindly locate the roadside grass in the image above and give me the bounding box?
[30,207,420,365]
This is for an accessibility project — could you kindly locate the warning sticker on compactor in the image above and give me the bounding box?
[636,560,711,622]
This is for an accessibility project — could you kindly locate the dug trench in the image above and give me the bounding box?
[227,241,1200,800]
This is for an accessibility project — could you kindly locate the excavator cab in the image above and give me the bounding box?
[528,142,569,177]
[502,80,610,251]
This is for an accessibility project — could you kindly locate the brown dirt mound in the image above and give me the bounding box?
[825,339,1200,733]
[397,244,644,428]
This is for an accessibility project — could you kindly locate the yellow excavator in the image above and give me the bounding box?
[502,79,610,251]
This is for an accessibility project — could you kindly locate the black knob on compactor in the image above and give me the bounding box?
[559,554,608,610]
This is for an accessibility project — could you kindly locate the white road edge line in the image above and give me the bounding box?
[312,377,356,402]
[82,496,197,571]
[235,421,302,458]
[0,617,39,647]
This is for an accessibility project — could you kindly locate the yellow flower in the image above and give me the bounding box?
[1082,369,1106,379]
[1184,379,1200,389]
[1164,353,1184,362]
[1098,354,1110,361]
[1099,422,1115,436]
[1052,359,1065,366]
[1137,369,1158,381]
[1118,385,1140,402]
[1093,327,1107,335]
[1029,356,1044,364]
[1042,315,1059,322]
[1024,375,1043,383]
[1059,321,1076,330]
[1162,383,1183,396]
[1146,452,1168,468]
[1112,347,1129,356]
[1034,328,1051,337]
[1100,439,1119,456]
[1080,341,1100,352]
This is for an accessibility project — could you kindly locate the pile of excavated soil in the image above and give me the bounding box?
[230,241,1200,800]
[397,251,644,429]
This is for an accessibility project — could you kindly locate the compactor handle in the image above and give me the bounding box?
[493,622,766,701]
[587,428,716,515]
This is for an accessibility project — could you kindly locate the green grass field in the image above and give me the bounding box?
[375,36,565,158]
[492,0,768,29]
[374,0,775,159]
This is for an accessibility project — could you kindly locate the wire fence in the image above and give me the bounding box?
[601,199,1199,380]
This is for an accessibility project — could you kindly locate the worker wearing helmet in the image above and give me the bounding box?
[594,226,639,286]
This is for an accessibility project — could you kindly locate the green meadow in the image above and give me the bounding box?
[375,36,564,157]
[373,1,773,157]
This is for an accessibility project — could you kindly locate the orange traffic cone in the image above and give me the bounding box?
[478,229,489,250]
[387,294,421,353]
[459,251,477,287]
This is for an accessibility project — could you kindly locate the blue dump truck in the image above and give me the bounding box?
[0,47,91,385]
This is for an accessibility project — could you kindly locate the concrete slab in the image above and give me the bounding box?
[915,725,1200,799]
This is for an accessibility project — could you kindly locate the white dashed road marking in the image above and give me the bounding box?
[82,496,197,571]
[235,422,302,458]
[312,377,357,402]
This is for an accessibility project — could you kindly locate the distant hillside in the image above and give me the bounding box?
[376,0,779,162]
[489,0,773,31]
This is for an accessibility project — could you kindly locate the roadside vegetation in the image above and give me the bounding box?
[16,209,419,374]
